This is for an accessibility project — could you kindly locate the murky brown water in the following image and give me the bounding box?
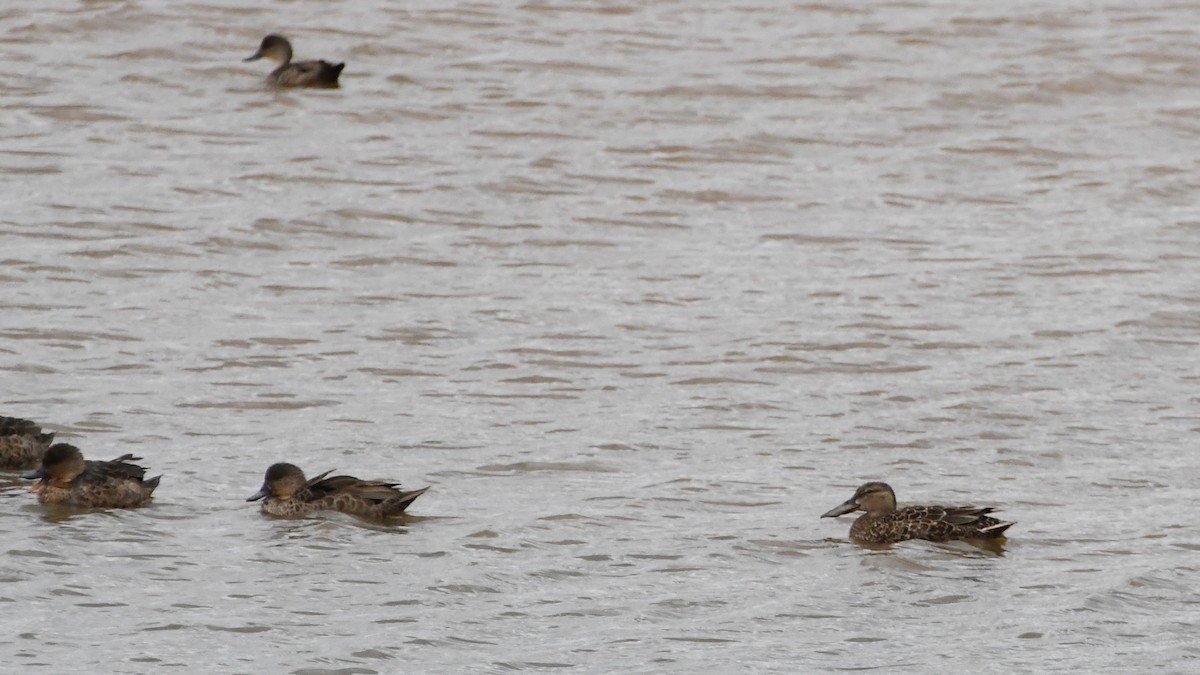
[3,0,1200,672]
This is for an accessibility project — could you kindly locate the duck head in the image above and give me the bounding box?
[244,34,294,65]
[247,462,307,501]
[21,443,86,490]
[821,481,897,518]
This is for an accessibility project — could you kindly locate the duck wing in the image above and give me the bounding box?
[887,504,1012,541]
[276,60,343,87]
[306,473,403,503]
[891,504,997,525]
[83,454,150,482]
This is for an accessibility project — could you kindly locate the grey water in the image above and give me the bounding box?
[2,0,1199,672]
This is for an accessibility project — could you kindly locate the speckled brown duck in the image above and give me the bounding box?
[821,482,1014,544]
[247,462,428,519]
[244,34,344,88]
[0,415,54,470]
[21,443,160,508]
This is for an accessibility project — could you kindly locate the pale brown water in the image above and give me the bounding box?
[2,1,1200,672]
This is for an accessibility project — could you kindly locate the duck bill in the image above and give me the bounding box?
[246,485,269,502]
[243,50,263,62]
[821,498,860,518]
[20,466,45,481]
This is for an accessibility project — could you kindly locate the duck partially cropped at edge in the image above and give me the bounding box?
[21,443,160,508]
[244,34,344,88]
[0,415,54,470]
[821,482,1014,545]
[247,462,428,519]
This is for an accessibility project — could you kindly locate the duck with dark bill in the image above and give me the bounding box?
[822,482,1014,545]
[244,34,344,88]
[22,443,160,508]
[248,462,427,520]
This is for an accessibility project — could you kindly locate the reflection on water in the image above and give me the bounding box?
[3,0,1200,671]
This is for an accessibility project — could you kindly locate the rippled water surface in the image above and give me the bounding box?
[3,0,1200,672]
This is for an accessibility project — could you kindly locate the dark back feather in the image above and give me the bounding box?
[304,474,403,505]
[81,454,151,484]
[272,60,343,87]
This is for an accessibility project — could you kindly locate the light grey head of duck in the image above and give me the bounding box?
[245,34,294,65]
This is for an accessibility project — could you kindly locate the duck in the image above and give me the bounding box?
[821,481,1014,544]
[21,443,160,508]
[244,34,344,88]
[247,462,428,519]
[0,415,54,470]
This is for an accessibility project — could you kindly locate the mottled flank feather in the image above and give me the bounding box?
[248,462,427,520]
[244,34,344,88]
[0,415,54,470]
[822,482,1014,545]
[22,443,160,508]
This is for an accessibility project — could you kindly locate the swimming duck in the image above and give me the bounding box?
[247,462,428,519]
[21,443,160,508]
[244,34,344,88]
[0,415,54,470]
[821,482,1014,544]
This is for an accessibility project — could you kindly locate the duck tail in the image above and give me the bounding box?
[144,474,162,493]
[979,520,1015,538]
[327,62,345,85]
[385,486,428,516]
